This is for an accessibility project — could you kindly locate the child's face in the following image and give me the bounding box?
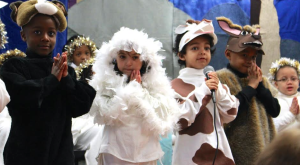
[116,50,143,77]
[72,45,91,66]
[225,47,257,74]
[20,14,57,56]
[275,66,299,96]
[179,36,211,69]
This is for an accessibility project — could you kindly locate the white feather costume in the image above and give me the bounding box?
[89,27,180,163]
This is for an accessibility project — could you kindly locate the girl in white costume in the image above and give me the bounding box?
[269,57,300,132]
[89,27,180,165]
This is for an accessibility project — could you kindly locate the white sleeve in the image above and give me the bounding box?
[90,80,178,135]
[215,82,239,123]
[90,80,143,125]
[0,79,10,112]
[273,99,296,132]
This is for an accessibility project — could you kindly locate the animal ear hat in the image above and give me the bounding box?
[175,19,218,51]
[9,0,67,32]
[217,16,264,55]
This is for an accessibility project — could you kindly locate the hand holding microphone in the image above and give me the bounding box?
[203,65,219,103]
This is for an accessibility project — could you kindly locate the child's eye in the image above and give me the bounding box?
[48,31,56,37]
[34,31,41,35]
[278,77,288,82]
[291,77,298,81]
[242,54,247,57]
[76,53,81,56]
[119,55,126,59]
[191,47,198,51]
[251,56,257,60]
[204,47,210,51]
[132,56,139,60]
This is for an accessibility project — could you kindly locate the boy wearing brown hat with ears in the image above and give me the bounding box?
[216,17,280,165]
[0,0,96,165]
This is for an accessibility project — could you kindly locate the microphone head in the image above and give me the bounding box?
[203,65,215,74]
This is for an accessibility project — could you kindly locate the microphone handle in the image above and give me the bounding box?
[211,91,216,103]
[206,72,216,103]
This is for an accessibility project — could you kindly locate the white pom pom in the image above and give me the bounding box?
[35,0,58,15]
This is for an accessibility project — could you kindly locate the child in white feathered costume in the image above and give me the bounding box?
[89,27,180,165]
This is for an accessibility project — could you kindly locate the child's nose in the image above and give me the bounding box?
[81,55,87,60]
[199,49,205,55]
[126,59,133,66]
[41,33,50,41]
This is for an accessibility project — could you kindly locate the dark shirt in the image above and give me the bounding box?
[227,64,280,117]
[0,49,96,165]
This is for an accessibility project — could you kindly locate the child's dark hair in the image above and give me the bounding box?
[62,34,83,52]
[173,33,216,67]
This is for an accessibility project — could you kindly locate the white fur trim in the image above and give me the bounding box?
[35,0,58,15]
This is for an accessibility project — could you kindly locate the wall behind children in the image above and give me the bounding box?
[1,0,299,79]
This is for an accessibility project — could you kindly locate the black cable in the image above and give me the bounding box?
[212,100,219,165]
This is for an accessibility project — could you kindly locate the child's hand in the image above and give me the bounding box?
[61,52,68,78]
[130,70,142,84]
[290,97,299,115]
[247,63,261,89]
[205,72,219,91]
[52,53,65,81]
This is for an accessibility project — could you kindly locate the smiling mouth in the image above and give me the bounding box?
[243,41,262,47]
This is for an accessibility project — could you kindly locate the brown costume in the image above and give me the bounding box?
[216,17,280,165]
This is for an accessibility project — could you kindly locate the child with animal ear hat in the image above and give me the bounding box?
[0,0,96,164]
[216,17,280,165]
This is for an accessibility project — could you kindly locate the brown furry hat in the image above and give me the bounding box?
[9,0,67,32]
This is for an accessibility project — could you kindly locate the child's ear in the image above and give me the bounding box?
[274,81,279,89]
[178,53,186,61]
[20,30,26,42]
[225,49,231,60]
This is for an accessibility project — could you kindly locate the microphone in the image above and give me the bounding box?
[203,65,216,103]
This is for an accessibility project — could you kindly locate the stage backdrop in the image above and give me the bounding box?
[1,0,299,79]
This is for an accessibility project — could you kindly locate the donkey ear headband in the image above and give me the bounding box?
[216,16,264,54]
[175,19,218,52]
[9,0,67,32]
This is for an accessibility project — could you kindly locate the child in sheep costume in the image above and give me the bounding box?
[89,27,180,165]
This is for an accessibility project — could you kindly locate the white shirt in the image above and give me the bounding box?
[273,92,300,132]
